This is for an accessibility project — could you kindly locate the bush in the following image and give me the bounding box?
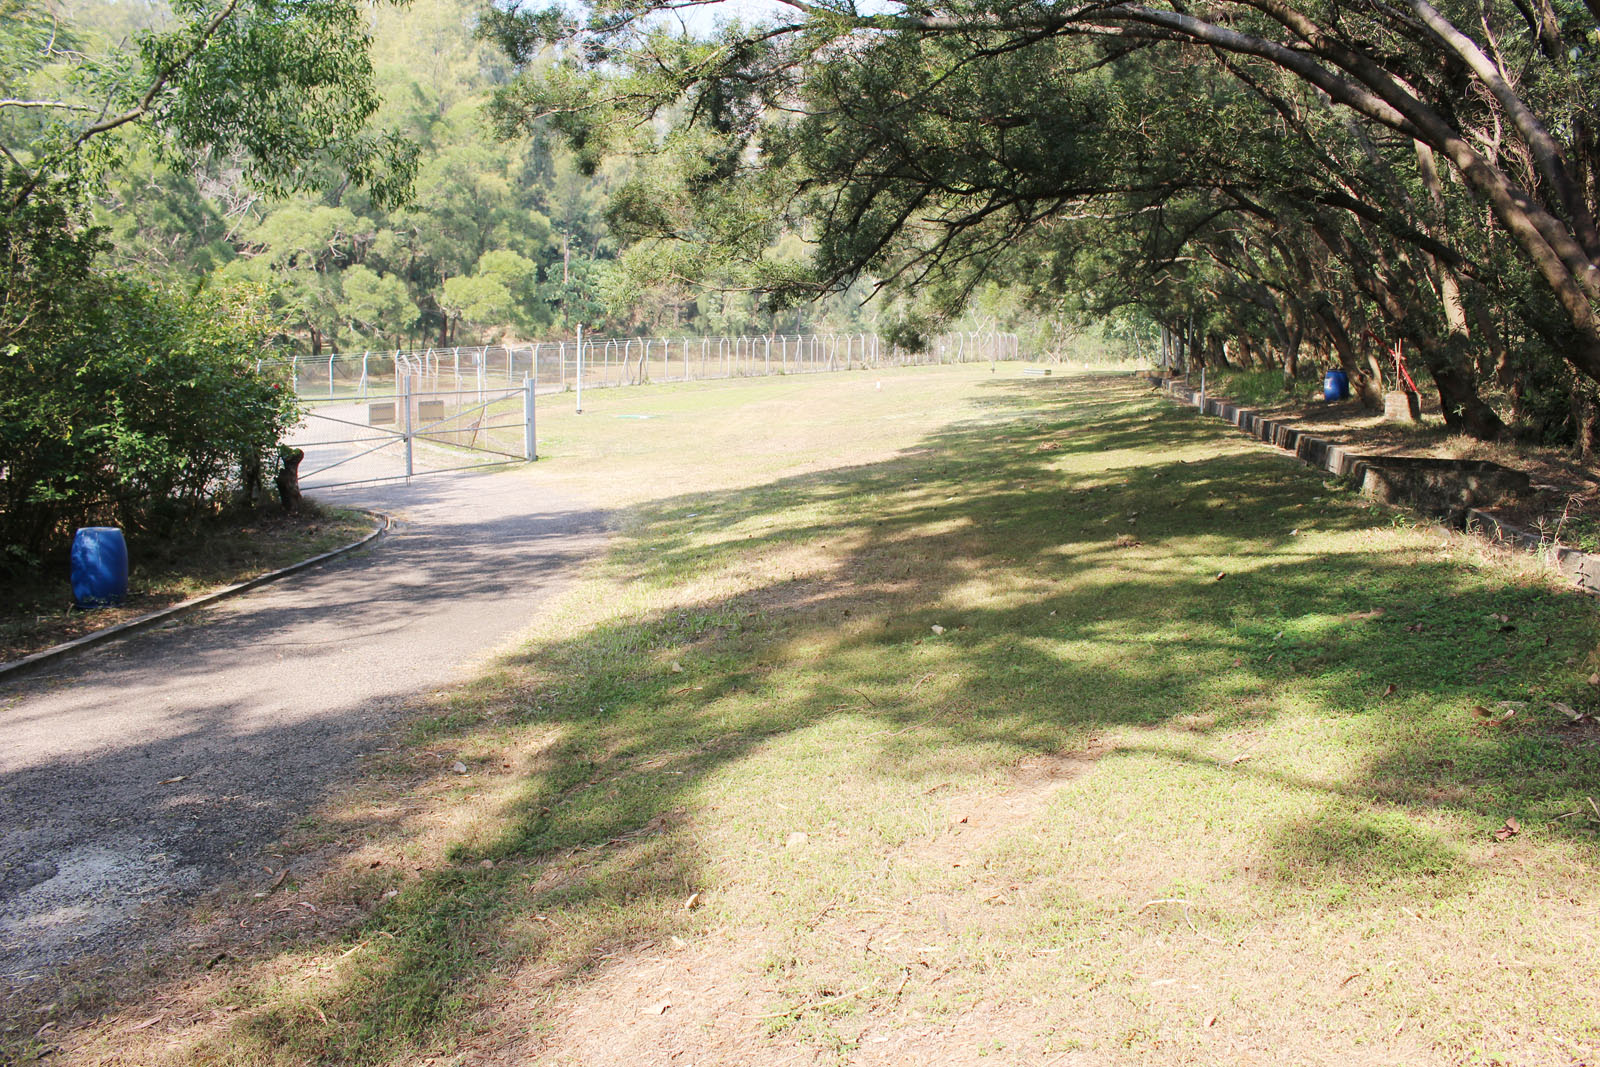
[1205,367,1326,407]
[1,183,298,568]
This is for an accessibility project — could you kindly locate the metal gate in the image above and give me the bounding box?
[287,377,535,491]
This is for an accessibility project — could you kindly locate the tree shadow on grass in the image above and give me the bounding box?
[136,375,1600,1063]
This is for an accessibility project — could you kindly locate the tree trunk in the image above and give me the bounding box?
[1572,386,1600,460]
[275,447,304,512]
[1280,305,1303,389]
[1410,333,1506,438]
[1469,295,1509,388]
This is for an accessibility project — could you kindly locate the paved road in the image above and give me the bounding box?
[0,468,606,981]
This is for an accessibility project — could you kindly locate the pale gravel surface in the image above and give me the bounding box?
[0,466,606,983]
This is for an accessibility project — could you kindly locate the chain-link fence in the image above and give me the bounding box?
[260,330,1022,400]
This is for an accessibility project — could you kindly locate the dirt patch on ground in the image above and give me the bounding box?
[0,591,195,663]
[921,749,1104,855]
[1550,718,1600,749]
[0,506,375,663]
[466,746,1108,1067]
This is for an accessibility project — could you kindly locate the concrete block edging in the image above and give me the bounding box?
[0,509,394,682]
[1155,379,1600,595]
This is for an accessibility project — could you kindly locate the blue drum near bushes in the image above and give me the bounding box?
[71,527,128,607]
[1323,368,1349,402]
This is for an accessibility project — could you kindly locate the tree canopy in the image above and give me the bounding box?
[1,0,417,563]
[6,0,888,358]
[483,0,1600,447]
[1,0,418,208]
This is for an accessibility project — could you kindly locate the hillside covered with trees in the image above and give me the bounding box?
[57,0,893,353]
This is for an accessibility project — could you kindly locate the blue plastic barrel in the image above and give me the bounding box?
[1323,369,1349,402]
[71,527,128,607]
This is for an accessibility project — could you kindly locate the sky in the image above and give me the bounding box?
[664,0,802,33]
[660,0,902,34]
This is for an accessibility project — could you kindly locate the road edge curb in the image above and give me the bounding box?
[0,509,394,683]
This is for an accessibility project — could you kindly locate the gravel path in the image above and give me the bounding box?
[0,467,606,982]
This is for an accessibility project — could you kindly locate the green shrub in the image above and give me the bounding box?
[1206,367,1332,407]
[1,182,298,569]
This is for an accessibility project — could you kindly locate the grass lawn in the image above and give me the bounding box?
[45,367,1600,1066]
[0,503,376,663]
[1193,366,1600,554]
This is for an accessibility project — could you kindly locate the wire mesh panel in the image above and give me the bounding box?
[410,388,527,463]
[287,396,408,490]
[287,381,528,490]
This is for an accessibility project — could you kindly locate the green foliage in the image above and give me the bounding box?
[1,0,417,209]
[13,0,910,358]
[0,179,296,567]
[1,0,423,566]
[442,249,544,336]
[343,265,420,345]
[0,173,104,358]
[485,0,1600,447]
[65,0,887,350]
[1206,368,1324,408]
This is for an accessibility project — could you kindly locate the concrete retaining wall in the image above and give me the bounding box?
[1156,378,1599,594]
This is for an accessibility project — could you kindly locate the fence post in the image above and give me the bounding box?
[402,373,414,479]
[524,375,537,461]
[576,324,584,413]
[328,353,335,397]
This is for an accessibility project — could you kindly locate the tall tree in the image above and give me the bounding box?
[484,0,1600,443]
[1,0,417,208]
